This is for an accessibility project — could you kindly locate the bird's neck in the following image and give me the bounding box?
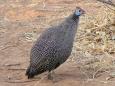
[60,13,80,32]
[61,13,80,34]
[65,13,80,25]
[72,14,80,22]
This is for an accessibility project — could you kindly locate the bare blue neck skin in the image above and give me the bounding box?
[75,11,81,16]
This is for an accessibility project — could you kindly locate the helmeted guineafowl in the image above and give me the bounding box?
[26,7,85,79]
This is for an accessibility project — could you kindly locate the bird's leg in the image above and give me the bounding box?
[48,70,56,81]
[48,71,53,80]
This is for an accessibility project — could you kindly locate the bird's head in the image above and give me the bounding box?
[74,7,85,16]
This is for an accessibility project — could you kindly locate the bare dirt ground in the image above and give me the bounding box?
[0,0,115,86]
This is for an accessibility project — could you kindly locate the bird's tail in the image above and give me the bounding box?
[26,66,46,79]
[26,66,38,79]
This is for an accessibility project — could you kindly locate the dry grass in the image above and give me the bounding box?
[71,4,115,79]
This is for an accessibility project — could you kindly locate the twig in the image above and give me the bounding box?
[4,79,38,83]
[0,45,15,51]
[92,67,104,79]
[86,79,115,83]
[7,68,26,70]
[0,67,26,70]
[43,0,46,9]
[4,63,21,66]
[79,66,90,80]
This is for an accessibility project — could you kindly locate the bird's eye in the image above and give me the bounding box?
[79,10,81,12]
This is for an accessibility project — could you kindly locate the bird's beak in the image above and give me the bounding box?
[82,10,86,16]
[83,10,86,15]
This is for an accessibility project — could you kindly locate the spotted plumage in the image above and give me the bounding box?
[26,7,85,79]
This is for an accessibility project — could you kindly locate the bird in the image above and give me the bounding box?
[26,7,85,80]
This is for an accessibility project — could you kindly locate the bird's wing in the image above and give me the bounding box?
[30,28,57,68]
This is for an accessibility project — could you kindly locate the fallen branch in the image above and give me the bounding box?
[97,0,115,7]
